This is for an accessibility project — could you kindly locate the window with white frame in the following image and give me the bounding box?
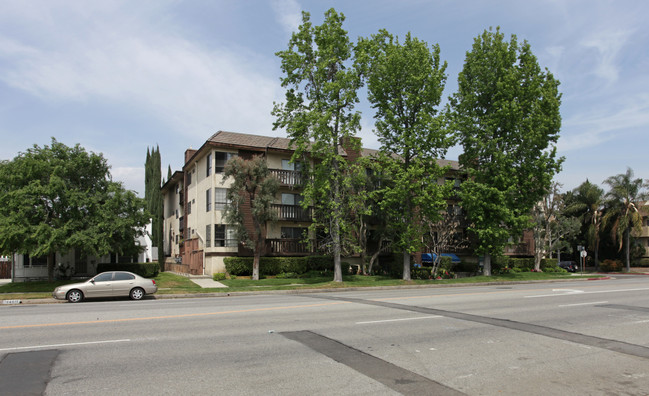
[206,189,212,212]
[214,225,238,247]
[214,188,229,210]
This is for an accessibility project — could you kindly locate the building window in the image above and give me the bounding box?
[206,153,212,177]
[281,159,302,171]
[215,188,229,210]
[206,225,211,248]
[206,189,212,212]
[187,170,192,185]
[281,193,303,206]
[187,200,192,214]
[215,152,237,173]
[281,227,308,239]
[214,225,237,247]
[23,254,47,267]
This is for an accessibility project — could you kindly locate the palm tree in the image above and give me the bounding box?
[565,180,604,269]
[602,168,648,272]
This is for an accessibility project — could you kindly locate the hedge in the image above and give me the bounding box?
[224,256,334,276]
[96,262,160,278]
[633,258,649,267]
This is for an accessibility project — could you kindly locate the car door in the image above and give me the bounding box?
[112,272,136,296]
[84,272,114,298]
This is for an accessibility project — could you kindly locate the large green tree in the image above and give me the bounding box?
[360,30,452,280]
[602,168,648,272]
[223,155,279,280]
[449,27,563,275]
[0,139,149,281]
[273,8,363,282]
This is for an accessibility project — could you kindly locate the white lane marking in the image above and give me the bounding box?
[526,289,584,298]
[558,301,608,307]
[526,287,649,298]
[356,316,442,325]
[0,339,131,352]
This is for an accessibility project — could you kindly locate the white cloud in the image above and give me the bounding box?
[0,1,283,139]
[559,94,649,152]
[111,166,145,196]
[580,29,633,85]
[271,0,302,34]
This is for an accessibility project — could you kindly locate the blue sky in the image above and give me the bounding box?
[1,0,647,196]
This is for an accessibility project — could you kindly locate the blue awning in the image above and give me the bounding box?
[421,253,461,264]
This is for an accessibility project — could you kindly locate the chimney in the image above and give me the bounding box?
[184,148,198,166]
[340,136,361,163]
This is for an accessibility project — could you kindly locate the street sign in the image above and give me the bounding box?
[580,250,587,258]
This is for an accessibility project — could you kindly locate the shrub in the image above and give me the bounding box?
[276,272,298,279]
[509,258,535,271]
[438,256,453,272]
[224,256,310,276]
[213,273,226,281]
[454,261,479,273]
[306,256,334,272]
[96,262,160,278]
[634,258,649,267]
[224,257,253,276]
[412,267,432,280]
[540,258,558,271]
[600,259,623,272]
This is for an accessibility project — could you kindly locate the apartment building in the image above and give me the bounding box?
[162,131,323,275]
[161,130,533,276]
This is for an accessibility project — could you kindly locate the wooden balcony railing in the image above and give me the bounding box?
[266,239,314,255]
[269,169,303,187]
[504,242,532,255]
[271,204,312,222]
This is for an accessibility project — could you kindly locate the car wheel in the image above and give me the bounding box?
[66,289,83,303]
[130,287,145,300]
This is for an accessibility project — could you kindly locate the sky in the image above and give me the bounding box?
[1,0,648,197]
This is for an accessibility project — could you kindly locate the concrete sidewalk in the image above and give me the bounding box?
[186,275,228,288]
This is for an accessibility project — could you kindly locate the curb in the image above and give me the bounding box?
[2,276,612,305]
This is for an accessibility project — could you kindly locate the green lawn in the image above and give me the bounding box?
[0,271,601,300]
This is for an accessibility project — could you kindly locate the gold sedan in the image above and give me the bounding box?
[52,271,157,302]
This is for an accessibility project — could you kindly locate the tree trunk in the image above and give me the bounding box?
[625,227,631,273]
[402,250,411,281]
[252,253,260,281]
[332,216,343,282]
[47,252,55,282]
[483,254,492,276]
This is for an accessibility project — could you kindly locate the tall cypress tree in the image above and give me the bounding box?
[144,146,164,266]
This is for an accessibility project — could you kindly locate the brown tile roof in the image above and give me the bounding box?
[194,130,459,169]
[208,131,294,151]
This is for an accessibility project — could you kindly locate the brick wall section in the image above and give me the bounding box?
[340,137,361,163]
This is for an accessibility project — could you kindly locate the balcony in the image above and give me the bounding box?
[504,242,532,255]
[271,204,312,222]
[270,169,303,187]
[266,239,314,255]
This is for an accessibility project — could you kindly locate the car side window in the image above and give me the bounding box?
[93,273,113,282]
[114,272,135,281]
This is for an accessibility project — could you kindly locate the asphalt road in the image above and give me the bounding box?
[1,276,649,395]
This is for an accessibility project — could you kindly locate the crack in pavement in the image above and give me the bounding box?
[307,295,649,360]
